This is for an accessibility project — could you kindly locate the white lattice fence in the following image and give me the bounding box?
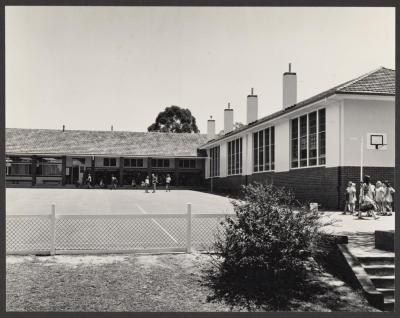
[6,204,235,255]
[6,215,52,254]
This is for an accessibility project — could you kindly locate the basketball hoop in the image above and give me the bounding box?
[368,133,387,150]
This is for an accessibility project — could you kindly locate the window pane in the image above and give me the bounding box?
[309,112,317,134]
[291,118,298,139]
[318,108,326,132]
[124,159,130,167]
[258,131,264,171]
[152,159,156,167]
[190,160,195,168]
[300,115,307,136]
[110,158,116,166]
[104,158,109,166]
[137,159,143,167]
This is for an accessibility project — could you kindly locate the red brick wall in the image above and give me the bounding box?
[206,166,395,210]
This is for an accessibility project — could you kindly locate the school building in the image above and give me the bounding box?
[5,129,208,187]
[5,66,395,209]
[201,66,395,209]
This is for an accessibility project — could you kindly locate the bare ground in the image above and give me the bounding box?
[6,253,378,312]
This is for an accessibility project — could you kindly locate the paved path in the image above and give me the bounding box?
[322,212,395,258]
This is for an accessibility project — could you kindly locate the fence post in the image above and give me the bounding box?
[186,203,192,253]
[50,204,56,256]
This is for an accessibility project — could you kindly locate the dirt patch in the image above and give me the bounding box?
[6,253,378,312]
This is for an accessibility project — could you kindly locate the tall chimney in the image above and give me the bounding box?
[246,88,258,124]
[224,103,234,134]
[111,125,114,132]
[62,125,65,132]
[207,116,216,140]
[283,63,297,109]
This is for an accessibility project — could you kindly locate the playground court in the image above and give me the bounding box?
[6,188,235,215]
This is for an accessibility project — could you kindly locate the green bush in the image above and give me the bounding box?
[211,182,333,287]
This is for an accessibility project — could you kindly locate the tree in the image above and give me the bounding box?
[204,183,336,309]
[147,106,200,133]
[217,122,245,136]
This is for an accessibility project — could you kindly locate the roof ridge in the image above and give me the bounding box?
[335,67,387,92]
[6,127,206,135]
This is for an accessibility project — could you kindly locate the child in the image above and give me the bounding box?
[383,181,395,214]
[375,181,385,215]
[343,181,353,215]
[165,174,171,192]
[360,175,379,220]
[145,176,150,193]
[349,182,357,214]
[152,173,157,193]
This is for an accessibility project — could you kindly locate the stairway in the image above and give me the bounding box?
[357,256,395,311]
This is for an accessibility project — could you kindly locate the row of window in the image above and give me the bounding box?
[6,157,198,176]
[209,146,220,177]
[291,109,326,168]
[228,138,243,175]
[253,126,275,172]
[208,108,326,177]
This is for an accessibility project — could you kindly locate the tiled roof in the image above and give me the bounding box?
[201,67,395,147]
[337,67,395,95]
[6,128,208,157]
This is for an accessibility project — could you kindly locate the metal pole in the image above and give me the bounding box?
[50,204,56,256]
[186,203,192,253]
[360,136,364,182]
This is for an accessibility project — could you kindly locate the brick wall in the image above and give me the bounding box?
[206,166,395,210]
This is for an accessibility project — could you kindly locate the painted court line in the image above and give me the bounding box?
[135,203,179,244]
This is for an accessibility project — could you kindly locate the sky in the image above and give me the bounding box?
[6,6,395,134]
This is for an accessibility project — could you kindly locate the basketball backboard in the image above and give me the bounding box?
[367,133,387,150]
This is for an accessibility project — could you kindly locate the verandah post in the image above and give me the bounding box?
[186,203,192,253]
[50,204,56,256]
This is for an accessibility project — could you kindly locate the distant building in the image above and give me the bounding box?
[6,66,395,210]
[6,129,207,187]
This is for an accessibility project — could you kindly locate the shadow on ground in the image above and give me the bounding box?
[201,264,375,312]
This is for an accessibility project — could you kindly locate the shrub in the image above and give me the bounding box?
[210,182,334,289]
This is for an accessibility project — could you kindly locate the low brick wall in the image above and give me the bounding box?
[207,166,395,210]
[375,230,394,252]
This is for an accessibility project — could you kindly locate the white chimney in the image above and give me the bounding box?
[207,116,216,140]
[247,88,258,124]
[224,103,234,134]
[283,63,297,109]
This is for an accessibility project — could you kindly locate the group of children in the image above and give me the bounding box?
[143,173,172,193]
[344,175,395,219]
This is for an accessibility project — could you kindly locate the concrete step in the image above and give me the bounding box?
[369,276,395,289]
[376,288,395,298]
[363,264,395,276]
[357,256,394,266]
[384,299,394,312]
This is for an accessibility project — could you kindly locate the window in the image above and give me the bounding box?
[228,137,242,175]
[210,146,220,177]
[253,126,275,172]
[291,108,326,168]
[123,158,144,167]
[308,112,317,166]
[179,159,196,169]
[39,158,62,176]
[318,109,326,165]
[6,156,32,175]
[104,158,117,167]
[151,159,170,168]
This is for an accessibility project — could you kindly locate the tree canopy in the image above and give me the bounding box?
[147,105,200,133]
[217,122,245,136]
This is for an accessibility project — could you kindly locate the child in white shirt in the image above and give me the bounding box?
[383,181,395,215]
[375,181,385,215]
